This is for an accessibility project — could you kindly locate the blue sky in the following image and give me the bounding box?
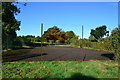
[16,2,118,38]
[17,0,120,2]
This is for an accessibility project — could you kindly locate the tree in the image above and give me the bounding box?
[89,35,97,42]
[56,31,67,43]
[2,2,21,49]
[109,26,120,61]
[42,26,77,44]
[90,25,109,42]
[42,26,62,42]
[70,36,79,46]
[65,31,75,40]
[2,2,26,49]
[64,31,75,44]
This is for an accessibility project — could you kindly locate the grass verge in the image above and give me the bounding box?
[54,44,114,53]
[54,44,72,47]
[2,60,118,79]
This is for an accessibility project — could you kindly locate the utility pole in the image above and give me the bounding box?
[41,23,43,60]
[82,25,83,40]
[82,25,86,61]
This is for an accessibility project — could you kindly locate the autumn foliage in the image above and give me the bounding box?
[42,26,75,43]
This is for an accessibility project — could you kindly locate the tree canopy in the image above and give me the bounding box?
[2,2,21,33]
[90,25,109,41]
[2,2,23,49]
[42,26,62,41]
[42,26,76,43]
[108,26,120,61]
[65,31,75,40]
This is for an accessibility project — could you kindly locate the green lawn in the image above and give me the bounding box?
[2,60,118,79]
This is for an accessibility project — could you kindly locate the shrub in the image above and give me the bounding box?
[108,28,120,61]
[65,40,70,44]
[70,36,79,46]
[55,40,61,45]
[49,40,54,44]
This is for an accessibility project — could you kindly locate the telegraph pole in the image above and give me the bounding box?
[82,25,86,61]
[82,25,83,40]
[41,23,43,60]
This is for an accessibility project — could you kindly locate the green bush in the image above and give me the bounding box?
[79,39,92,48]
[65,40,70,44]
[55,40,61,45]
[70,36,79,46]
[83,40,92,47]
[49,40,54,44]
[108,28,120,61]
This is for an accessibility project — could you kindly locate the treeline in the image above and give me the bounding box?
[17,35,40,43]
[12,35,40,47]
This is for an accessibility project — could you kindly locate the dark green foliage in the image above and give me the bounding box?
[41,35,47,42]
[108,27,120,61]
[16,35,40,46]
[55,40,61,44]
[65,40,70,44]
[13,37,23,47]
[89,35,97,42]
[90,25,109,41]
[65,31,75,40]
[65,31,75,44]
[10,35,45,48]
[49,40,54,44]
[2,2,21,50]
[70,36,79,46]
[79,39,92,48]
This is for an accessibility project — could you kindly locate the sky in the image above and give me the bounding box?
[17,0,120,2]
[16,2,118,38]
